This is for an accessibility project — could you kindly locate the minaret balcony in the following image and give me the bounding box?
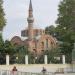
[27,17,34,23]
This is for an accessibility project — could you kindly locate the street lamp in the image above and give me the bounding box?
[16,56,18,64]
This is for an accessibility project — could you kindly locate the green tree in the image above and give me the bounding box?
[0,34,4,53]
[44,48,61,64]
[4,40,15,55]
[56,0,75,63]
[0,0,6,31]
[15,45,29,55]
[13,45,29,64]
[56,0,75,31]
[45,25,56,37]
[56,0,75,41]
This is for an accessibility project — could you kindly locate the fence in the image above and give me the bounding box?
[0,54,67,65]
[0,68,75,75]
[0,70,55,75]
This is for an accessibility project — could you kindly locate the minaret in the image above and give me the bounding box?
[27,0,34,40]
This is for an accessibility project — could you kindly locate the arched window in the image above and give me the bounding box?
[46,39,48,48]
[41,42,44,49]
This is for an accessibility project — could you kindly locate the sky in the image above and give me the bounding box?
[3,0,61,41]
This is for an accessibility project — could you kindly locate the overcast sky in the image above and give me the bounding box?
[3,0,61,40]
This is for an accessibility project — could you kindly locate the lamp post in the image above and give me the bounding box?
[16,56,18,64]
[35,56,37,64]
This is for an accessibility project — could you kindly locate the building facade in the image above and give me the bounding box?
[11,0,57,55]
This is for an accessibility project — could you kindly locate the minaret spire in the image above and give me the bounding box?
[27,0,34,40]
[29,0,33,11]
[28,0,33,17]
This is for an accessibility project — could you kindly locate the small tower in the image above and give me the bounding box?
[27,0,34,40]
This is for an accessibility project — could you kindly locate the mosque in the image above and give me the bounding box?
[11,0,57,55]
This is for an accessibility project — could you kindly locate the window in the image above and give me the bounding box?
[46,39,48,48]
[41,42,44,49]
[33,49,37,52]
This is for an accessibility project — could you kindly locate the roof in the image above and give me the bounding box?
[29,0,33,11]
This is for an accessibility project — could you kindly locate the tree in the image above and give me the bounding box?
[0,34,4,53]
[0,36,5,64]
[56,0,75,31]
[56,0,75,41]
[56,0,75,63]
[12,45,29,64]
[15,45,29,55]
[0,0,6,31]
[44,48,61,64]
[4,40,15,55]
[45,25,56,37]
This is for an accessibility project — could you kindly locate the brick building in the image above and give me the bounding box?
[11,0,57,55]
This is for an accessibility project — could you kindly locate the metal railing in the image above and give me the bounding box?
[0,70,54,75]
[0,68,75,75]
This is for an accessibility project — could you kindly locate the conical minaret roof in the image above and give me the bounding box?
[29,0,33,11]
